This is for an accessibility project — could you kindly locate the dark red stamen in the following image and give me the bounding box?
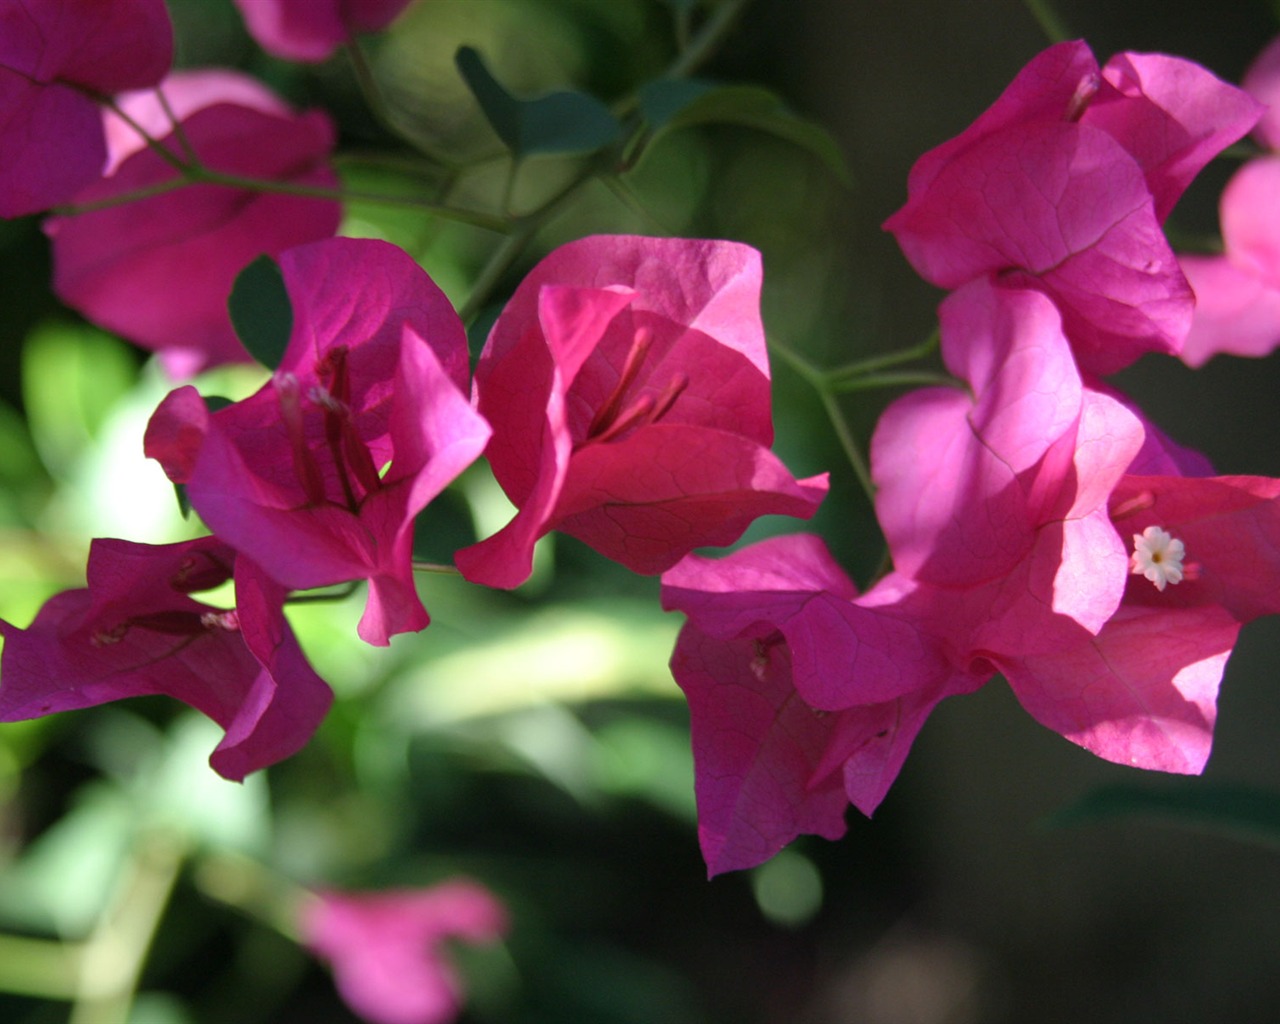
[588,328,653,439]
[276,372,327,506]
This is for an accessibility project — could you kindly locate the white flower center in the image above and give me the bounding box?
[1130,526,1185,592]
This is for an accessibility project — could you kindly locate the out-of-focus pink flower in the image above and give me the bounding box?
[1180,37,1280,366]
[234,0,414,63]
[456,235,828,589]
[301,879,508,1024]
[885,40,1261,374]
[145,238,489,646]
[45,69,341,376]
[0,537,332,781]
[661,535,976,877]
[0,0,172,217]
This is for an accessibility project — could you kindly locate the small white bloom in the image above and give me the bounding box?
[1130,526,1185,591]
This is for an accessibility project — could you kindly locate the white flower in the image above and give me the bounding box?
[1130,526,1185,591]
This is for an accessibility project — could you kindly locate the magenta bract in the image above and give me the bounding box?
[884,40,1260,374]
[872,281,1145,649]
[661,535,974,876]
[456,235,828,589]
[0,537,332,781]
[0,0,172,217]
[234,0,415,62]
[45,69,341,376]
[301,880,508,1024]
[145,238,490,646]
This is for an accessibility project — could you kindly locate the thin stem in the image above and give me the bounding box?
[53,176,191,215]
[829,370,958,394]
[99,96,189,173]
[193,850,310,942]
[154,86,199,164]
[667,0,751,79]
[826,328,940,385]
[189,166,510,232]
[1022,0,1071,44]
[770,339,875,500]
[818,389,874,501]
[286,582,360,604]
[412,561,462,575]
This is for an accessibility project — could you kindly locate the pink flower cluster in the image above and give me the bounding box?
[662,40,1280,876]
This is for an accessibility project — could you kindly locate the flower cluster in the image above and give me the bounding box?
[4,7,1280,1008]
[0,3,840,1015]
[662,39,1280,876]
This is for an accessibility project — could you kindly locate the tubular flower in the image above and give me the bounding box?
[0,537,332,781]
[45,69,341,376]
[456,234,828,589]
[0,0,172,217]
[145,238,490,646]
[884,40,1261,374]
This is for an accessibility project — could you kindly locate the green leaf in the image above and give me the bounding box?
[455,45,622,158]
[228,255,292,370]
[22,322,138,479]
[1048,781,1280,848]
[637,79,851,184]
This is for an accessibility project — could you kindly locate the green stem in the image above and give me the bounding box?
[818,388,874,501]
[829,370,958,394]
[412,561,462,575]
[770,340,875,500]
[99,95,189,174]
[1022,0,1071,43]
[154,86,200,165]
[69,831,185,1024]
[193,850,311,942]
[0,935,82,998]
[667,0,752,79]
[190,166,510,232]
[826,328,940,385]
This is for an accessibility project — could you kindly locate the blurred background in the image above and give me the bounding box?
[2,1,1280,1021]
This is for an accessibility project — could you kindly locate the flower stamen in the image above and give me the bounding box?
[1130,525,1186,591]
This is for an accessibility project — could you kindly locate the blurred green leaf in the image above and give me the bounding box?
[127,991,197,1024]
[638,79,851,184]
[0,782,134,936]
[142,714,271,854]
[1049,781,1280,848]
[22,323,138,479]
[228,255,292,371]
[455,45,622,157]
